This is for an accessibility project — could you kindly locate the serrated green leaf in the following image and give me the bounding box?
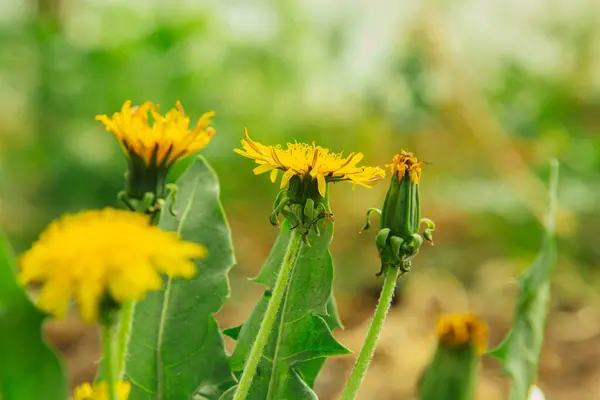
[487,161,559,400]
[125,156,235,400]
[224,214,349,400]
[0,233,67,400]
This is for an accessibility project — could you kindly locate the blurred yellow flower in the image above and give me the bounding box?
[234,129,386,197]
[96,100,215,168]
[386,150,422,184]
[18,208,206,323]
[74,381,131,400]
[436,313,488,354]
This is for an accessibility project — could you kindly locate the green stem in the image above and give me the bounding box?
[102,319,118,400]
[340,266,400,400]
[115,301,135,379]
[232,229,304,400]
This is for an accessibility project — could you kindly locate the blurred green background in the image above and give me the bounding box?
[1,1,599,399]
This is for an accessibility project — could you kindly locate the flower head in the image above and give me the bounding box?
[436,313,488,354]
[74,381,131,400]
[18,208,206,323]
[96,100,215,168]
[386,149,422,184]
[96,101,215,201]
[234,129,385,197]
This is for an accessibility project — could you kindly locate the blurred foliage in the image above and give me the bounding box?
[0,0,598,333]
[1,0,600,397]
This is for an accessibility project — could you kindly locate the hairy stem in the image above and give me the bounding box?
[340,266,400,400]
[102,319,118,400]
[232,229,304,400]
[115,301,135,379]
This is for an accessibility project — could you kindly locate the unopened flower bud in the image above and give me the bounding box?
[361,150,435,275]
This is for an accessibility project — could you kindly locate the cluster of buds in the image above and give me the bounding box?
[362,150,435,275]
[270,174,334,243]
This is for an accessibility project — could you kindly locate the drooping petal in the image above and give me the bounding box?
[317,174,327,197]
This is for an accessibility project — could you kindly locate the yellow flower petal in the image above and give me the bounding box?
[280,169,296,189]
[74,381,131,400]
[386,150,422,183]
[235,130,386,192]
[96,101,215,168]
[270,169,279,183]
[436,313,488,355]
[317,174,326,197]
[18,208,206,323]
[253,163,276,175]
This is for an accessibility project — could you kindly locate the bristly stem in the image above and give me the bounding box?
[102,318,118,400]
[115,301,135,379]
[232,229,304,400]
[113,201,160,381]
[340,265,400,400]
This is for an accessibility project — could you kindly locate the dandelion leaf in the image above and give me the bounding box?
[222,212,349,400]
[487,161,559,400]
[126,156,236,400]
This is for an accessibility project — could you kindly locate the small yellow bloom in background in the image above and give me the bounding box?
[386,149,422,184]
[436,313,488,355]
[74,381,131,400]
[18,208,206,323]
[96,100,215,202]
[234,129,385,197]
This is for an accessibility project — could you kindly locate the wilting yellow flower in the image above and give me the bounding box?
[386,149,422,184]
[74,381,131,400]
[96,100,215,168]
[18,208,206,323]
[234,129,385,197]
[436,313,488,354]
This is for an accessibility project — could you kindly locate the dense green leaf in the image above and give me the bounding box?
[125,156,236,400]
[0,234,67,400]
[223,214,349,400]
[488,161,559,400]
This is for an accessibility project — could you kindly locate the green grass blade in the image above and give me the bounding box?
[488,160,559,400]
[125,155,236,400]
[0,233,67,400]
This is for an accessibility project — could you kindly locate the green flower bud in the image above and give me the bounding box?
[361,150,435,275]
[419,313,488,400]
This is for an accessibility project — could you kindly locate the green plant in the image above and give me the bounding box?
[2,95,560,400]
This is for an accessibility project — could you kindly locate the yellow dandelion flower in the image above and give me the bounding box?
[96,100,215,167]
[74,381,131,400]
[18,208,206,323]
[436,313,488,354]
[386,149,422,184]
[96,100,215,201]
[234,129,385,197]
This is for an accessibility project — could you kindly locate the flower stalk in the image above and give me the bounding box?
[341,150,435,400]
[101,312,119,400]
[232,229,304,400]
[340,265,400,400]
